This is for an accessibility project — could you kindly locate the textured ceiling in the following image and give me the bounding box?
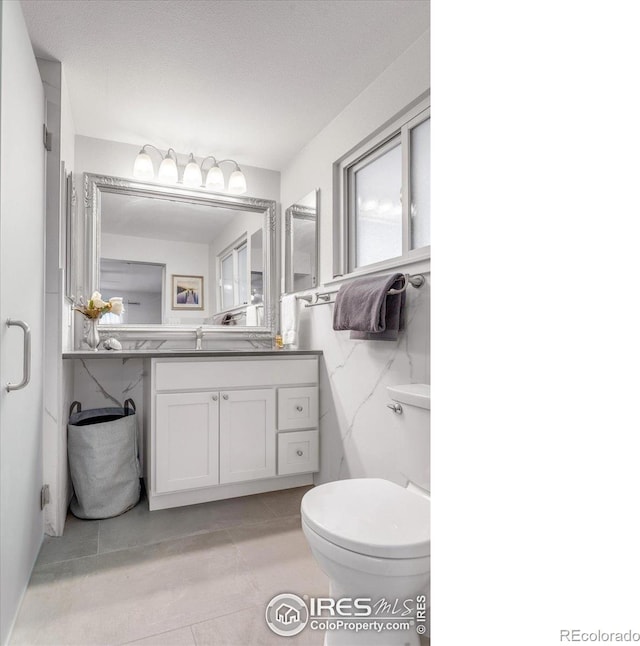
[21,0,429,170]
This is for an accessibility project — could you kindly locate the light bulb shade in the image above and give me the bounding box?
[228,169,247,194]
[183,158,203,187]
[158,156,179,183]
[205,165,225,190]
[133,152,154,179]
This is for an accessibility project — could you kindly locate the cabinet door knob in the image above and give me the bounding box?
[212,395,218,401]
[222,394,229,400]
[296,449,304,456]
[296,405,303,412]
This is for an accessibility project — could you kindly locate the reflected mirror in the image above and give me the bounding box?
[84,173,277,337]
[285,189,318,293]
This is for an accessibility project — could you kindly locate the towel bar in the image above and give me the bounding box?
[302,273,425,307]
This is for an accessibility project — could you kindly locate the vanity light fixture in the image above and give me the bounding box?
[157,150,179,184]
[182,153,203,188]
[200,156,225,191]
[228,162,248,195]
[133,145,247,194]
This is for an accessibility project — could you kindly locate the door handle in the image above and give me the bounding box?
[6,319,31,392]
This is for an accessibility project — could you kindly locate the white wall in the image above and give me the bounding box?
[280,31,430,487]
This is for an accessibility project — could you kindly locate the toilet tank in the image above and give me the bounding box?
[386,384,430,493]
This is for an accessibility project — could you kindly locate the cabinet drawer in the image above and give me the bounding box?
[155,358,318,391]
[277,430,319,476]
[277,387,318,430]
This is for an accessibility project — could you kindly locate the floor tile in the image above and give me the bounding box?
[124,626,196,646]
[36,513,99,567]
[11,531,259,645]
[98,493,277,554]
[253,485,313,518]
[192,605,323,645]
[227,515,329,600]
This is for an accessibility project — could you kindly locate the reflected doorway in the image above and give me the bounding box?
[100,258,165,324]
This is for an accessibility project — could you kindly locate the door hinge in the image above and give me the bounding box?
[40,484,50,510]
[43,125,52,152]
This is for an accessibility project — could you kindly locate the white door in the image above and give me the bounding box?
[155,392,219,493]
[0,2,46,644]
[220,389,276,484]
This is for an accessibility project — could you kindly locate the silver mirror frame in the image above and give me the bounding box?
[284,188,319,294]
[82,173,278,342]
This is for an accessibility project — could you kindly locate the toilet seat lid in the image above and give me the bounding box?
[301,478,430,559]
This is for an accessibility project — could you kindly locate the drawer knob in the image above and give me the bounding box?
[212,395,218,401]
[222,394,229,400]
[296,449,304,456]
[296,405,303,412]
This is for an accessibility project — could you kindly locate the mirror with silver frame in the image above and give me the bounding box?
[82,173,278,341]
[284,189,319,293]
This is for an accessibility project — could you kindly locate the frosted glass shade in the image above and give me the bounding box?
[228,169,247,195]
[133,152,154,179]
[183,158,203,187]
[205,165,225,190]
[158,156,178,183]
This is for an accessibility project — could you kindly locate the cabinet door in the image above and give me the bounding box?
[219,389,276,484]
[156,392,219,493]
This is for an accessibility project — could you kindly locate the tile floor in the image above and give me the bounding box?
[10,486,328,645]
[10,486,429,646]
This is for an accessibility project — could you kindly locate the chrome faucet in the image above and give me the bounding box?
[195,326,204,350]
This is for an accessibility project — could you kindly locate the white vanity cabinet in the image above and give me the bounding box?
[144,355,319,510]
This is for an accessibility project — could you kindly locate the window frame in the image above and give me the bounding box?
[217,236,249,313]
[333,98,430,280]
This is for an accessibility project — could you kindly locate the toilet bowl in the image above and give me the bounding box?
[300,384,430,646]
[301,479,429,645]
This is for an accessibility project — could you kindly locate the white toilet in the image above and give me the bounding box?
[301,384,430,646]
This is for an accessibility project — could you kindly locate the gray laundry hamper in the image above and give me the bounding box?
[68,399,141,519]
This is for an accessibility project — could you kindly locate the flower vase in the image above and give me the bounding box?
[86,318,100,351]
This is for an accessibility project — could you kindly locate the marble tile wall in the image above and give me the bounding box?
[301,280,430,487]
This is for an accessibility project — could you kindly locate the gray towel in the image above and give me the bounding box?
[333,273,406,341]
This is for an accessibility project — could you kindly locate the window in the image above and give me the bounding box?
[218,238,249,311]
[335,100,430,277]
